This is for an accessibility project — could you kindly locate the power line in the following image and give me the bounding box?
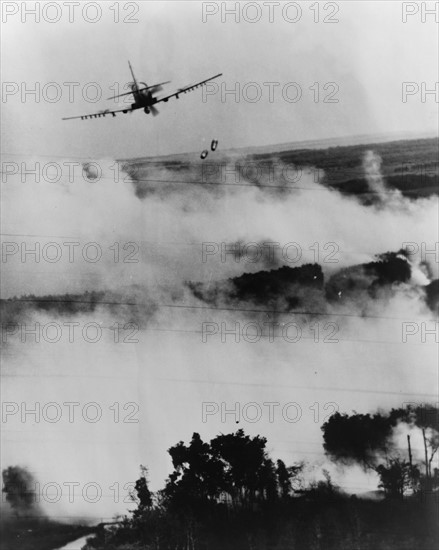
[1,233,79,239]
[2,297,437,322]
[157,303,439,322]
[2,167,436,195]
[152,377,438,398]
[117,325,436,346]
[1,320,436,346]
[0,373,137,379]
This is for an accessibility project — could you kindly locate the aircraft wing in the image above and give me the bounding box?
[62,105,138,121]
[155,73,222,104]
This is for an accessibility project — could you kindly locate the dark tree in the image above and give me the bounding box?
[210,429,273,506]
[165,432,226,511]
[134,465,153,509]
[276,459,303,499]
[376,459,413,498]
[389,404,439,488]
[322,406,439,499]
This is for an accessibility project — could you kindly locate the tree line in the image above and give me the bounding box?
[4,404,438,549]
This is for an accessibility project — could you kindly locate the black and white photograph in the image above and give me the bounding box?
[1,1,438,549]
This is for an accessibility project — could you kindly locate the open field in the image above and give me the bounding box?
[120,137,438,202]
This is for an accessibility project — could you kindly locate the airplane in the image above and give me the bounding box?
[62,61,222,121]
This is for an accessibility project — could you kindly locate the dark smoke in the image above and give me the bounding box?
[425,280,439,315]
[0,288,158,328]
[188,263,323,312]
[186,250,436,315]
[325,251,412,303]
[2,466,41,518]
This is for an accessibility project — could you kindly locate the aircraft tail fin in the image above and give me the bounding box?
[128,61,140,92]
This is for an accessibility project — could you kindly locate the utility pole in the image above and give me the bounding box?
[407,434,413,470]
[422,428,430,478]
[407,434,414,490]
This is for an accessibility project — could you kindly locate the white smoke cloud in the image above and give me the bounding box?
[1,149,437,519]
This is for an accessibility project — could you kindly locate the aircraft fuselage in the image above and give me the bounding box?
[131,89,158,113]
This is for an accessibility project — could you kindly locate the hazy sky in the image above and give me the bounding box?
[2,0,438,159]
[1,1,438,522]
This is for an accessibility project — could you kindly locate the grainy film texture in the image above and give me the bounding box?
[1,1,438,549]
